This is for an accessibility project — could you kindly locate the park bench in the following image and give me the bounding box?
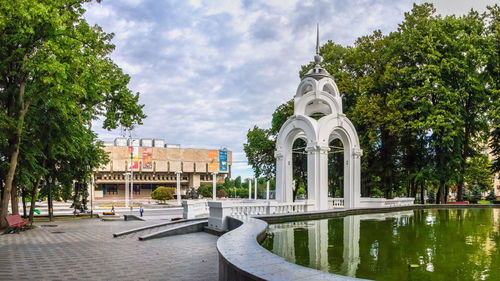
[445,201,469,204]
[6,214,32,233]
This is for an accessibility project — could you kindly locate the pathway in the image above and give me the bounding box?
[0,218,218,281]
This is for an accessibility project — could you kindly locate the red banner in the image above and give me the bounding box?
[142,147,152,169]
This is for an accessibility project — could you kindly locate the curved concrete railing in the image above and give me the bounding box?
[217,216,362,281]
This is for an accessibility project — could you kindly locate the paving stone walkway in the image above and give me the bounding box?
[0,218,218,281]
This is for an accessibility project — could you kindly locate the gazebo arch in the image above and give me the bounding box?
[275,115,317,203]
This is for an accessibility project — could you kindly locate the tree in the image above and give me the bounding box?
[234,176,242,188]
[0,0,146,227]
[243,126,276,178]
[197,184,212,198]
[151,186,175,203]
[464,155,493,191]
[244,3,499,203]
[487,5,500,173]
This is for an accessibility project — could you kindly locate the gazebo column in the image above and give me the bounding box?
[306,145,330,211]
[275,150,293,203]
[344,147,362,209]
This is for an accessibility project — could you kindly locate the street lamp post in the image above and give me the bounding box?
[212,172,218,201]
[248,178,252,200]
[175,171,182,205]
[266,180,270,200]
[124,172,130,207]
[130,147,134,209]
[254,177,257,200]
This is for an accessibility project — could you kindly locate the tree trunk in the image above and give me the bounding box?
[0,142,22,227]
[0,81,28,228]
[420,183,425,204]
[11,184,19,215]
[47,178,53,221]
[22,188,27,218]
[29,180,39,222]
[437,180,446,204]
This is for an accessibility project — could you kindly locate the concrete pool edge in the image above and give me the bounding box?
[217,204,500,281]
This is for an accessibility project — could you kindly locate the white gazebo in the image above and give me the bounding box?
[275,28,362,211]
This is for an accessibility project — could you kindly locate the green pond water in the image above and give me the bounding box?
[261,208,500,281]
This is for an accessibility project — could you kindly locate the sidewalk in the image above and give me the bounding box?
[0,218,218,280]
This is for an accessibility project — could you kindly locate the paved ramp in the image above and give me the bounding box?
[113,217,208,240]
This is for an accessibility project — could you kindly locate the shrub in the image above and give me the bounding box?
[151,186,175,203]
[427,192,435,204]
[237,187,248,198]
[371,187,384,198]
[197,184,212,198]
[470,186,483,203]
[217,189,227,198]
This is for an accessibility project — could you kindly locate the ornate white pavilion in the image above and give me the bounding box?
[274,28,362,211]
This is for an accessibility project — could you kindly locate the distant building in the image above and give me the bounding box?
[92,138,231,200]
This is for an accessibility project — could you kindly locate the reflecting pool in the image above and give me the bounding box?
[261,208,500,281]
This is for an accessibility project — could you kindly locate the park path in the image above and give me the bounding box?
[0,218,218,281]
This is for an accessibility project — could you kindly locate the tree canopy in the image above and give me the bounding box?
[0,0,146,227]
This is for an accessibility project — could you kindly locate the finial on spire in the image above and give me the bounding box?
[316,23,319,55]
[314,23,322,64]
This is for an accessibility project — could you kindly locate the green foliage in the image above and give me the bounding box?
[370,188,385,198]
[223,176,234,189]
[234,176,242,188]
[486,190,497,201]
[237,187,249,198]
[151,186,175,202]
[197,184,212,198]
[427,192,436,204]
[469,186,483,202]
[0,0,146,224]
[217,189,227,198]
[245,3,500,202]
[464,155,494,191]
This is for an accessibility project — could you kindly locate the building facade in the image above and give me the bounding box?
[93,138,231,200]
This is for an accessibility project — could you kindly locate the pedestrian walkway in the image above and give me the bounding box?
[0,218,218,281]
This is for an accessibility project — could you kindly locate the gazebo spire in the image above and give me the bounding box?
[304,23,330,80]
[316,23,320,55]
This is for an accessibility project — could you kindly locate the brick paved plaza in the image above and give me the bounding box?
[0,219,218,281]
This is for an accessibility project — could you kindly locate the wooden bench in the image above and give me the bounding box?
[445,201,469,204]
[6,214,32,233]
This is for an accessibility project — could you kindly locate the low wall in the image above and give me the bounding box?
[217,216,359,281]
[218,205,500,281]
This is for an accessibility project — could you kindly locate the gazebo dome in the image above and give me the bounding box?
[303,63,332,80]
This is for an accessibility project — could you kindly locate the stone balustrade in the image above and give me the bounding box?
[358,197,415,208]
[182,200,209,219]
[328,197,345,209]
[207,200,315,231]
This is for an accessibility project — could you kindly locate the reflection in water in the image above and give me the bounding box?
[261,208,500,281]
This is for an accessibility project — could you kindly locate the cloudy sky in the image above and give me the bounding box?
[84,0,495,179]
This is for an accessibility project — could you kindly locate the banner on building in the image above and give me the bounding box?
[128,146,139,169]
[208,150,218,172]
[142,147,153,170]
[219,150,228,172]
